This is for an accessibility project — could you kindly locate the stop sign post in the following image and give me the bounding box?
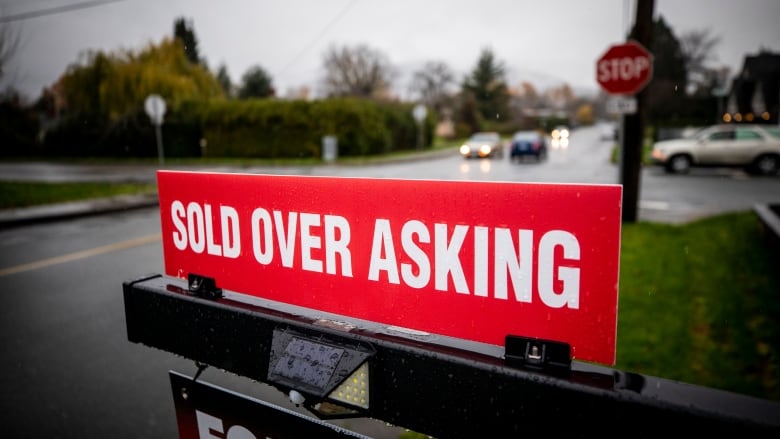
[596,40,653,95]
[596,39,653,225]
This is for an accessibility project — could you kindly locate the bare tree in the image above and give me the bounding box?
[518,82,540,107]
[322,44,395,99]
[409,61,455,115]
[679,28,723,95]
[544,83,575,111]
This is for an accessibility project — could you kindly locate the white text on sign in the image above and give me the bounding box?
[170,201,581,310]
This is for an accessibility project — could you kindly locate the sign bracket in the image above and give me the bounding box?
[191,361,209,382]
[188,273,222,300]
[504,335,571,376]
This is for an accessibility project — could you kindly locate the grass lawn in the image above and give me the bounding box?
[617,211,779,401]
[0,181,157,209]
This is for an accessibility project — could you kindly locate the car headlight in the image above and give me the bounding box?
[460,145,471,155]
[479,144,492,155]
[560,129,569,138]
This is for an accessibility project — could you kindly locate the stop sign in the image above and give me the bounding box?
[596,40,653,95]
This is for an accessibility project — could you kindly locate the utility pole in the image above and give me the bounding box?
[620,0,654,223]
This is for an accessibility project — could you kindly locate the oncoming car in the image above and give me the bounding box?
[650,124,780,175]
[551,125,570,149]
[460,132,504,158]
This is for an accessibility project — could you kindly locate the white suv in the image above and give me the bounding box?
[651,124,780,175]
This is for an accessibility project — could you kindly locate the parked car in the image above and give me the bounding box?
[459,131,504,159]
[509,130,547,161]
[650,124,780,175]
[550,125,570,148]
[600,122,617,141]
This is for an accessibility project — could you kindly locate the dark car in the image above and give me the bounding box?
[509,130,547,161]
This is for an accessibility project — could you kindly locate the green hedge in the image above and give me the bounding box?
[39,97,434,159]
[196,98,432,159]
[0,98,41,157]
[42,107,201,158]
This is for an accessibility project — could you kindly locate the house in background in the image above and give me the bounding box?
[725,51,780,124]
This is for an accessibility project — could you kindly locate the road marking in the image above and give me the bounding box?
[0,233,161,277]
[639,200,670,210]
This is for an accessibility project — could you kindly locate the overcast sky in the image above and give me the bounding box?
[2,0,779,101]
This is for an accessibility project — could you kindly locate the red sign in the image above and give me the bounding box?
[596,40,653,95]
[157,171,622,366]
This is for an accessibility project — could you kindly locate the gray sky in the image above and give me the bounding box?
[2,0,779,101]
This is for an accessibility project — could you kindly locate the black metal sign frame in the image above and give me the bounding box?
[124,274,780,438]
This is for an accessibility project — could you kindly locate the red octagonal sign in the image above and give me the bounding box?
[596,40,653,95]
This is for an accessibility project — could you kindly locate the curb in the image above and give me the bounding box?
[0,193,159,229]
[754,203,780,255]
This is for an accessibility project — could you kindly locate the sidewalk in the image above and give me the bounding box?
[0,150,459,228]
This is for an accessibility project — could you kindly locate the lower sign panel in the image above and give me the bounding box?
[169,370,370,439]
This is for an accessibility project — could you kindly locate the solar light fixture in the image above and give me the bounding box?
[267,327,375,418]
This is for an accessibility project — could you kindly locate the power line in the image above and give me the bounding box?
[0,0,125,23]
[276,0,358,76]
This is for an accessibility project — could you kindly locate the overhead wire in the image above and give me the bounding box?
[276,0,358,77]
[0,0,124,23]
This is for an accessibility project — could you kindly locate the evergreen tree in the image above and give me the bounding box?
[461,48,510,122]
[173,17,201,65]
[238,65,275,99]
[645,15,688,123]
[650,16,687,86]
[216,63,233,98]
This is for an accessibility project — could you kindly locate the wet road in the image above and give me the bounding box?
[2,124,778,224]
